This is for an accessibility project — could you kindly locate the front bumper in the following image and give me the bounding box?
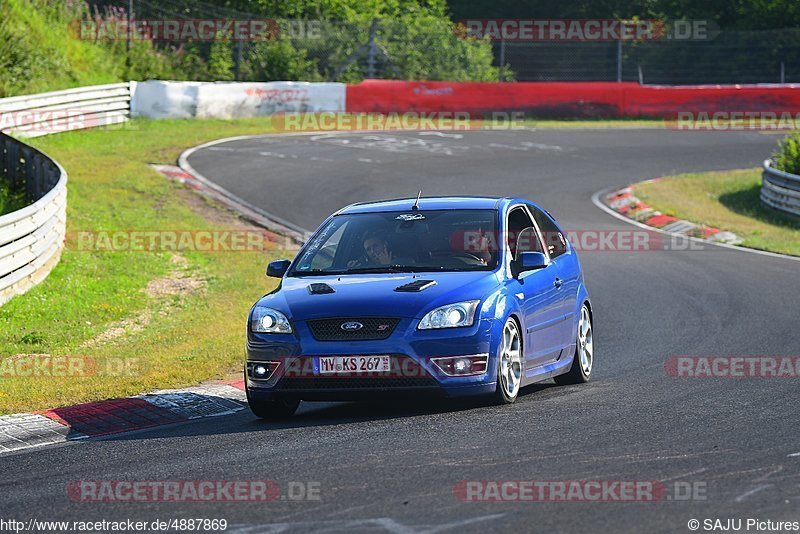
[245,316,498,401]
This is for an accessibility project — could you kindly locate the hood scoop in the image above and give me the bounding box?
[394,279,437,292]
[307,283,335,295]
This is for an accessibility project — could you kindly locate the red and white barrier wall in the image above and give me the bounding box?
[346,80,800,117]
[130,79,800,120]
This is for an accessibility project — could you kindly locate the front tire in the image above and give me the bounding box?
[245,372,300,419]
[247,397,300,419]
[554,303,593,385]
[492,317,523,404]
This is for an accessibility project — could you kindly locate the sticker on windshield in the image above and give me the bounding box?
[395,213,426,221]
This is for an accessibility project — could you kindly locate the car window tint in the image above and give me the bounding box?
[529,205,567,258]
[507,207,536,259]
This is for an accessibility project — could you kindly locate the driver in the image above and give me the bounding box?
[348,231,394,267]
[363,232,393,265]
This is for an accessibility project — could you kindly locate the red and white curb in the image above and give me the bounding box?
[0,380,246,454]
[604,181,742,245]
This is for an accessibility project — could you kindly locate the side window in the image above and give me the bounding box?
[530,205,567,258]
[506,207,542,259]
[296,220,349,271]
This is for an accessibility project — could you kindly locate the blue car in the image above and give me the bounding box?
[245,196,593,418]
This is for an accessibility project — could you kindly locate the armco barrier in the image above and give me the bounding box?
[0,132,67,306]
[345,80,800,117]
[762,160,800,218]
[0,82,132,138]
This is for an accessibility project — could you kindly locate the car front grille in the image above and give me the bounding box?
[306,317,400,341]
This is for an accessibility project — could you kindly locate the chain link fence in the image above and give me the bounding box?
[86,1,800,84]
[496,29,800,83]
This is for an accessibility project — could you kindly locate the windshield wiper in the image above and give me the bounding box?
[293,264,488,276]
[343,265,427,274]
[291,269,345,277]
[292,266,420,276]
[342,265,482,273]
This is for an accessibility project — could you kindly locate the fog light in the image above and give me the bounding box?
[431,354,489,377]
[247,361,280,381]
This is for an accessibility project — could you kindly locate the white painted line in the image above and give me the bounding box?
[488,142,529,151]
[226,514,505,534]
[418,131,463,139]
[591,186,800,263]
[0,413,72,453]
[734,484,771,502]
[788,452,800,457]
[520,141,563,150]
[179,139,311,239]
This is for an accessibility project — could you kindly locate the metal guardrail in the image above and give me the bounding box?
[0,82,131,138]
[0,84,132,305]
[0,133,67,306]
[0,133,67,304]
[762,160,800,218]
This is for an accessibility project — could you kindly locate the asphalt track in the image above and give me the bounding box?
[4,129,800,533]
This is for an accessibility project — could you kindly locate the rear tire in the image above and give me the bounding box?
[554,303,593,385]
[492,317,523,404]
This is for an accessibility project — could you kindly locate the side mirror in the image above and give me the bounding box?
[267,259,291,278]
[517,251,548,273]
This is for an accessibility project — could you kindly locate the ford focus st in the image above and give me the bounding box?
[245,197,593,418]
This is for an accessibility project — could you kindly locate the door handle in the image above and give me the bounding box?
[553,277,563,289]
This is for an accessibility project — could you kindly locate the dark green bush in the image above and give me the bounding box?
[773,133,800,175]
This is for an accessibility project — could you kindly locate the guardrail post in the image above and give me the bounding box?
[23,146,36,200]
[0,136,7,186]
[7,140,19,190]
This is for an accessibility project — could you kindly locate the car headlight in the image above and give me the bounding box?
[250,306,292,333]
[418,300,480,330]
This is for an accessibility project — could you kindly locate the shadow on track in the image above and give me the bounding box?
[97,383,561,442]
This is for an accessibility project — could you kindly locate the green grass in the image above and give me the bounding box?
[0,117,289,414]
[635,168,800,256]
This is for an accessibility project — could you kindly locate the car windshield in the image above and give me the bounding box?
[289,209,500,276]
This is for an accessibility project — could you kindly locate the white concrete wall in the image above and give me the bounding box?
[131,81,345,119]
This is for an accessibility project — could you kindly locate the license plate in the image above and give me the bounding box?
[317,356,391,374]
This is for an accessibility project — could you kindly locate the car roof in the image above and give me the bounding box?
[338,196,509,214]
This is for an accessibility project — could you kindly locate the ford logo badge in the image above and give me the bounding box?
[341,321,364,331]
